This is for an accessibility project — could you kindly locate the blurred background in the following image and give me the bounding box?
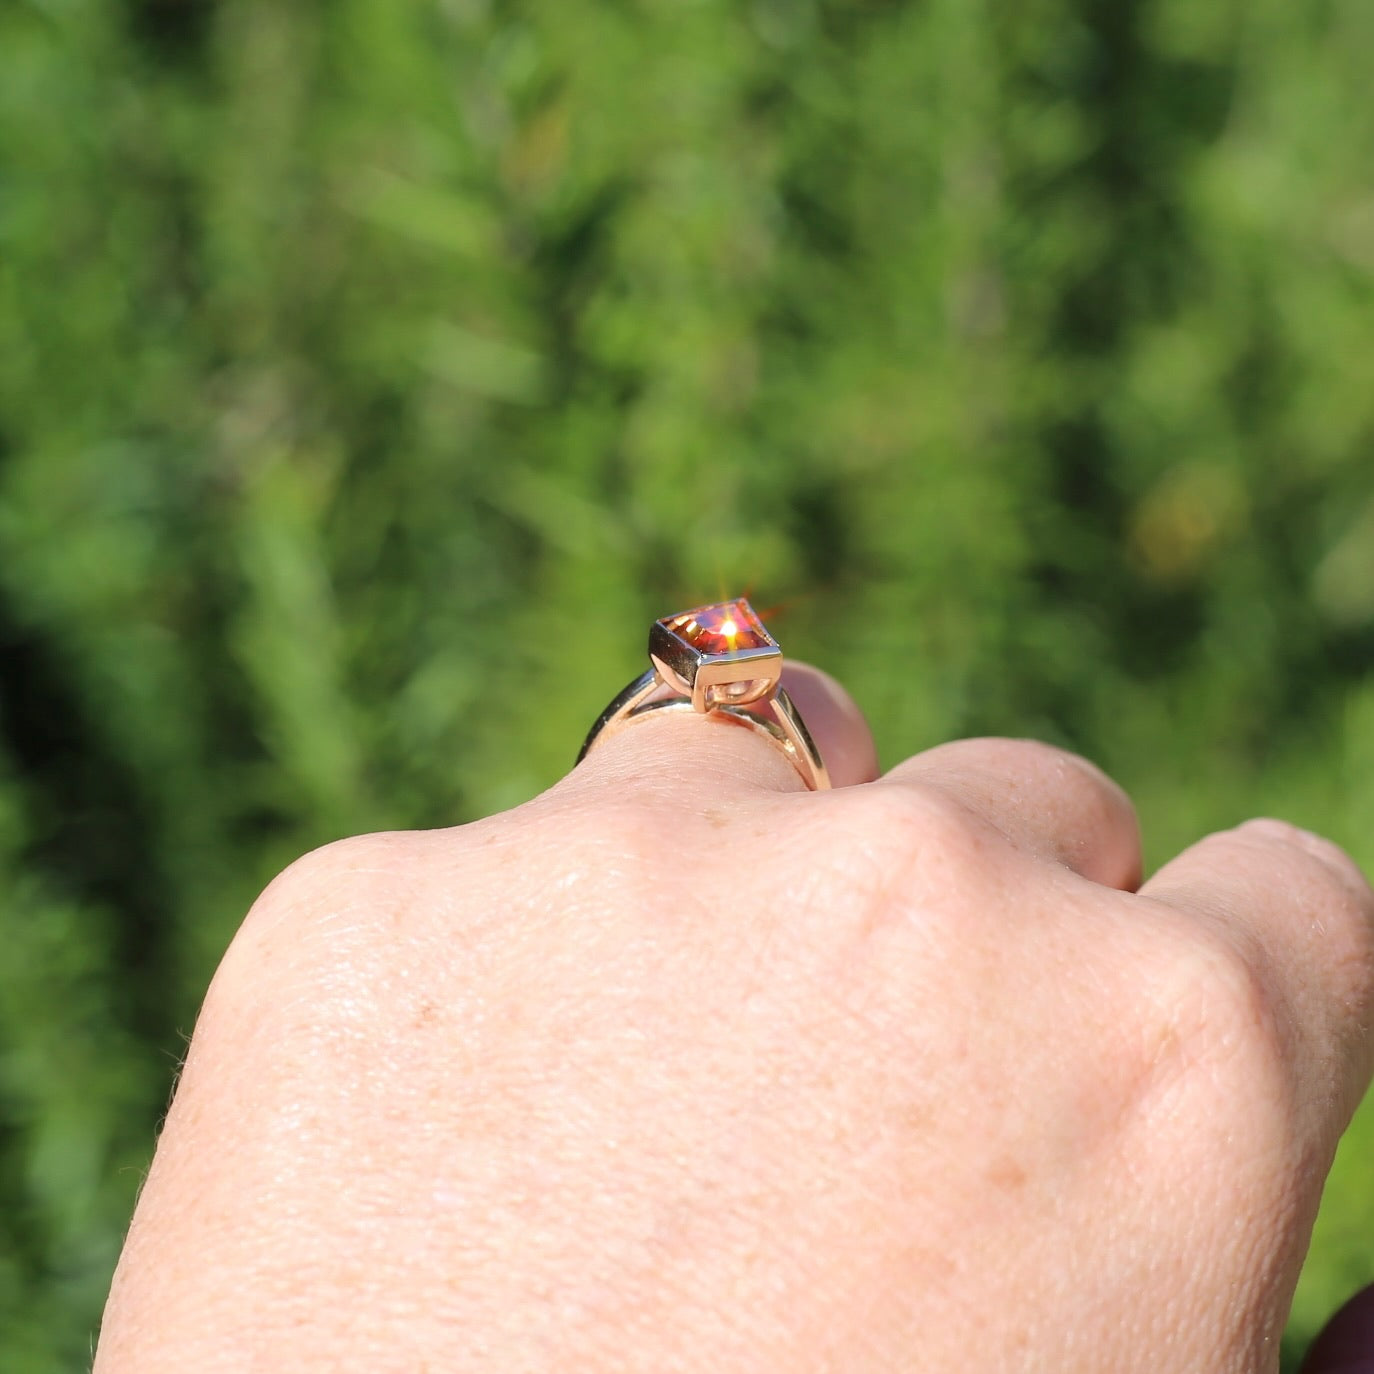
[1,0,1372,1367]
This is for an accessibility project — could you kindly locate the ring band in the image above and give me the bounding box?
[578,599,831,791]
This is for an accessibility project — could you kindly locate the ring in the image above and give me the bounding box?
[577,598,831,790]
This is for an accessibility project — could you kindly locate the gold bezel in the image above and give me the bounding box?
[648,602,783,713]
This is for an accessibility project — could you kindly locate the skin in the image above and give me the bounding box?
[96,665,1374,1373]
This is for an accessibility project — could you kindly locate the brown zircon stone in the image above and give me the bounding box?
[660,599,774,656]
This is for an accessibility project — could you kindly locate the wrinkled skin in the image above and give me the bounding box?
[96,666,1374,1373]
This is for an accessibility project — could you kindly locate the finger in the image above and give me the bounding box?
[1140,819,1374,1123]
[876,737,1142,889]
[1301,1282,1374,1372]
[569,660,879,798]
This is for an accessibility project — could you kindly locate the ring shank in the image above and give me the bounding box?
[576,668,660,765]
[578,669,830,790]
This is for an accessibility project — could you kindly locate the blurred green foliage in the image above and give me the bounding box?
[1,0,1372,1367]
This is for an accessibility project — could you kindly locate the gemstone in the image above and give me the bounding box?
[660,599,775,656]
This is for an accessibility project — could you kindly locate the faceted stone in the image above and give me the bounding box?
[660,599,774,656]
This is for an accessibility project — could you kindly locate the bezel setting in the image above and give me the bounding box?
[648,598,783,712]
[578,593,829,789]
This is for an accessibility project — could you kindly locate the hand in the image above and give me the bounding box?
[95,665,1374,1372]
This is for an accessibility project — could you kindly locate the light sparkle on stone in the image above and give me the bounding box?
[661,599,773,656]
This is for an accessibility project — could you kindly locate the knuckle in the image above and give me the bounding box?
[209,831,426,1021]
[1246,821,1374,979]
[841,783,1002,877]
[186,833,432,1123]
[1236,820,1374,917]
[819,784,1004,938]
[1173,929,1287,1079]
[996,736,1091,774]
[1118,912,1295,1141]
[243,831,417,939]
[1194,825,1374,1064]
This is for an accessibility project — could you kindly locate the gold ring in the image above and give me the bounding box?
[578,598,830,791]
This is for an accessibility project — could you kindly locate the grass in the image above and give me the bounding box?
[1,0,1372,1365]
